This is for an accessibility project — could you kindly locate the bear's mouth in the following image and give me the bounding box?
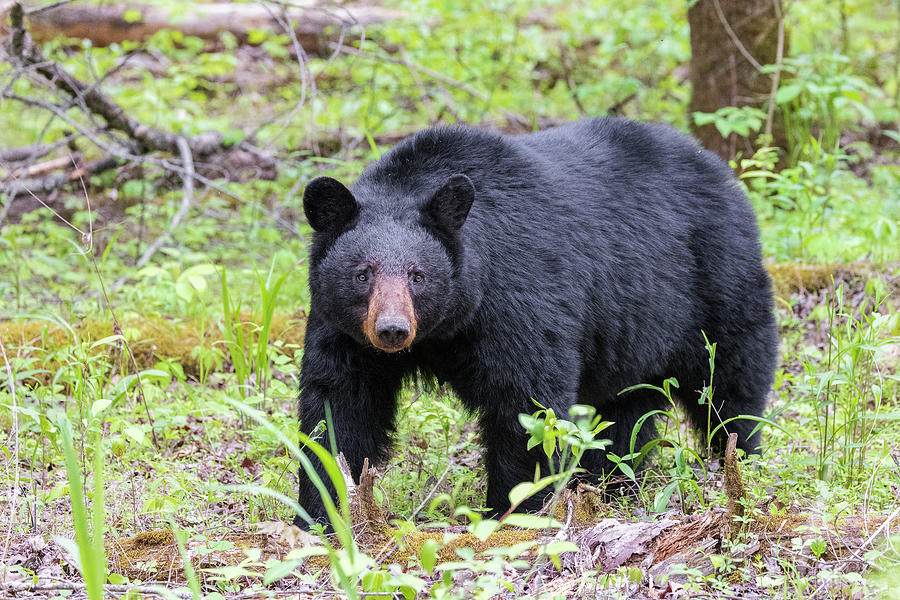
[362,275,417,352]
[370,336,415,353]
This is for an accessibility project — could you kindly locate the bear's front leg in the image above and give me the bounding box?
[480,413,549,517]
[296,316,405,527]
[478,391,574,518]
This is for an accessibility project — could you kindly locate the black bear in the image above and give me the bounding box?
[296,118,778,525]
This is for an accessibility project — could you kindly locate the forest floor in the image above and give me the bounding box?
[2,2,900,596]
[1,247,898,599]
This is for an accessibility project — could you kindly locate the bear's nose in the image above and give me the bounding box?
[375,317,410,348]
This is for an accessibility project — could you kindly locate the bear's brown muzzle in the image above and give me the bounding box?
[363,275,417,352]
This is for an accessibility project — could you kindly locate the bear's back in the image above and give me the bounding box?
[355,119,739,217]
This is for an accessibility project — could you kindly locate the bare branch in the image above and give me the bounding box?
[765,0,785,138]
[131,137,196,270]
[711,0,764,72]
[330,43,532,129]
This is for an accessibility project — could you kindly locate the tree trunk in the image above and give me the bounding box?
[688,0,786,161]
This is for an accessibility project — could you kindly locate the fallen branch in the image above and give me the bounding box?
[7,155,78,178]
[2,156,119,210]
[1,2,277,223]
[0,142,53,163]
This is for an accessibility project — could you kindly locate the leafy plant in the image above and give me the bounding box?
[57,415,107,600]
[219,260,295,399]
[512,402,612,514]
[803,279,899,484]
[221,398,371,599]
[693,105,767,140]
[765,53,881,165]
[616,377,709,513]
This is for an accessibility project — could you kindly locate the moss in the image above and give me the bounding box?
[754,510,818,535]
[108,531,272,582]
[132,529,176,546]
[569,485,609,525]
[403,528,539,564]
[766,262,844,297]
[765,261,900,298]
[0,311,306,381]
[108,529,179,581]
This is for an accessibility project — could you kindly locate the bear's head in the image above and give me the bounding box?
[303,173,475,353]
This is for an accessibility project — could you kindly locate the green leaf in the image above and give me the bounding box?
[507,473,566,508]
[693,111,717,126]
[484,539,538,559]
[653,481,679,513]
[284,546,329,560]
[197,540,234,555]
[508,481,536,507]
[58,416,105,600]
[90,335,125,348]
[91,398,111,416]
[262,559,304,585]
[54,536,82,571]
[122,9,142,23]
[184,264,217,277]
[501,514,564,529]
[471,519,500,542]
[187,274,207,293]
[775,83,802,105]
[418,539,440,574]
[539,541,578,569]
[175,280,193,303]
[714,120,734,139]
[247,29,267,44]
[542,435,556,458]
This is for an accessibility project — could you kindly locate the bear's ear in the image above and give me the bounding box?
[303,177,359,232]
[425,173,475,233]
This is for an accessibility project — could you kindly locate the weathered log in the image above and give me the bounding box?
[24,2,405,52]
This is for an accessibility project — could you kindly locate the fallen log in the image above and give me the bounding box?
[23,2,406,52]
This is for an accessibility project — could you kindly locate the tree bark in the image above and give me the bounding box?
[688,0,786,161]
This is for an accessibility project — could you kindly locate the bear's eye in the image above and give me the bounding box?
[356,273,368,282]
[410,272,424,284]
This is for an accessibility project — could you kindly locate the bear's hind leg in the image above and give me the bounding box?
[578,392,662,483]
[680,330,776,456]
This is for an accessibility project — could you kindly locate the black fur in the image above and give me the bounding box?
[297,117,779,525]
